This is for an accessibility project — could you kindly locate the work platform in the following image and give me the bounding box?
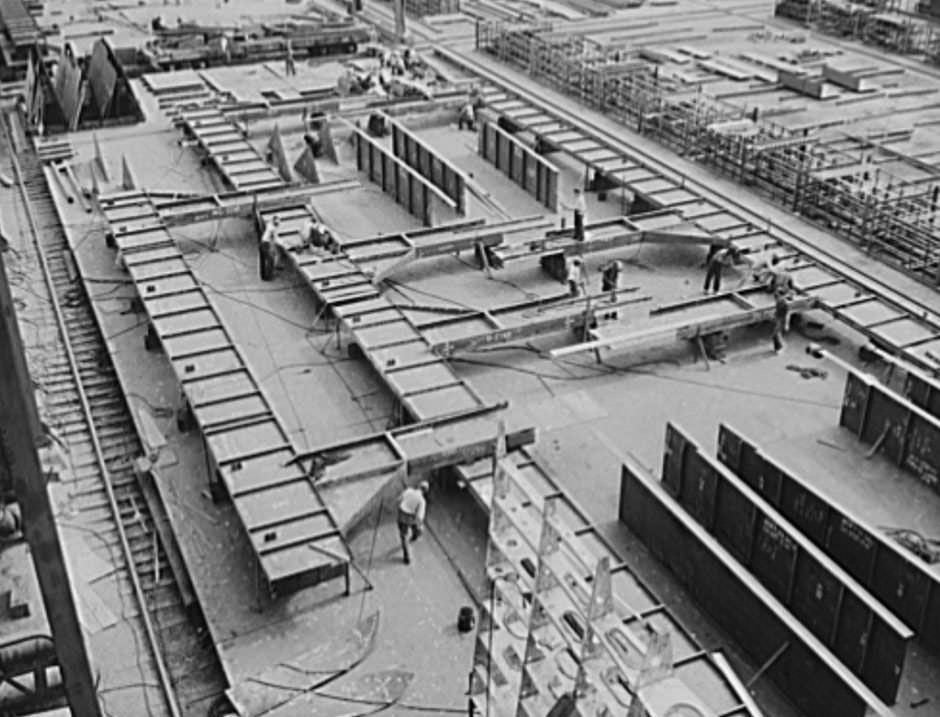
[14,21,940,715]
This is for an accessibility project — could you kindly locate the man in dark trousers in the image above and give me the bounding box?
[600,259,623,302]
[284,39,296,76]
[772,291,790,354]
[397,481,429,565]
[563,187,587,242]
[259,216,280,281]
[703,246,731,294]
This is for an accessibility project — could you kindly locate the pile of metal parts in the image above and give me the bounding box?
[139,16,372,71]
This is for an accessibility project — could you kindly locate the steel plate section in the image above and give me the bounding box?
[161,327,231,359]
[386,362,461,395]
[667,423,912,704]
[139,274,200,298]
[173,348,242,381]
[872,319,937,347]
[197,395,270,428]
[144,290,209,319]
[839,299,904,328]
[103,196,352,591]
[186,370,259,406]
[718,423,940,652]
[236,483,328,531]
[405,384,482,421]
[206,419,288,464]
[151,308,220,338]
[354,320,423,349]
[253,512,340,555]
[618,460,893,717]
[222,450,304,496]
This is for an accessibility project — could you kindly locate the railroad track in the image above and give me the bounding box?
[437,46,940,372]
[1,115,227,716]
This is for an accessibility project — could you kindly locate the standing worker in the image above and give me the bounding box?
[599,259,623,302]
[220,32,231,64]
[397,481,430,565]
[566,257,585,298]
[284,38,296,76]
[259,216,280,280]
[562,187,587,242]
[771,291,790,354]
[457,100,475,131]
[703,245,732,294]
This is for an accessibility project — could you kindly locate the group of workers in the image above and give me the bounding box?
[703,242,796,353]
[257,205,341,281]
[565,257,623,302]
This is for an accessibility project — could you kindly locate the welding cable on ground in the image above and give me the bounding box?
[312,690,466,714]
[62,521,157,717]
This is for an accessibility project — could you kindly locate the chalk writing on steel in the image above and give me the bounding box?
[757,518,794,558]
[838,516,874,550]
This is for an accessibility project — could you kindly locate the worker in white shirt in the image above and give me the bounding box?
[219,32,231,65]
[562,187,587,241]
[566,257,585,298]
[397,480,429,565]
[259,216,280,281]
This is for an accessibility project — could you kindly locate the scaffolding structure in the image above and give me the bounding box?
[476,21,940,285]
[775,0,938,54]
[404,0,460,16]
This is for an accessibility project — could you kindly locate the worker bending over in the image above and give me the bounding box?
[703,246,734,294]
[397,481,430,565]
[566,257,585,298]
[301,212,326,251]
[600,259,623,302]
[457,101,476,131]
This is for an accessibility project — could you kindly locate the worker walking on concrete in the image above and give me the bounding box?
[284,39,296,76]
[397,481,430,565]
[703,246,731,294]
[259,216,281,280]
[563,187,587,242]
[566,257,585,298]
[600,259,623,302]
[457,101,475,131]
[772,291,790,354]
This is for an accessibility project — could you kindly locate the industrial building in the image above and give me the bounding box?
[1,0,940,715]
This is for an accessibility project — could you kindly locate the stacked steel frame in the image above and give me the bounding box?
[476,21,940,287]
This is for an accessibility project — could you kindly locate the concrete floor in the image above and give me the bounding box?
[10,3,940,711]
[44,83,940,714]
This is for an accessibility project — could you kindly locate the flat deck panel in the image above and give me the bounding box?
[406,384,482,420]
[152,308,220,337]
[186,370,258,406]
[145,289,209,318]
[206,419,288,465]
[173,347,243,381]
[223,449,306,496]
[161,327,231,359]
